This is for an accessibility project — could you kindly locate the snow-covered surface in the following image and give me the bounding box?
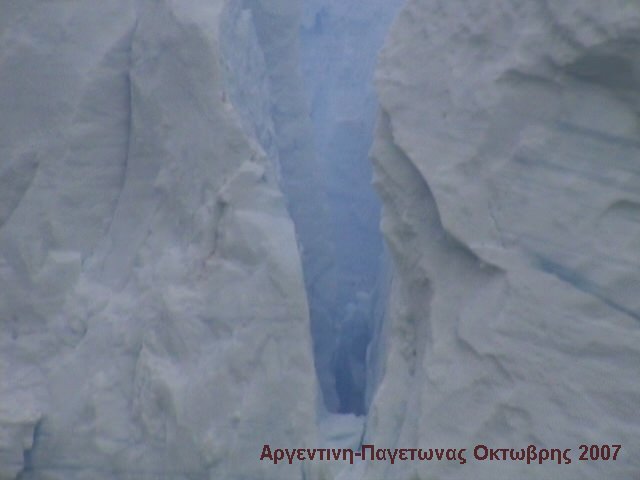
[360,1,640,479]
[0,2,318,479]
[317,414,365,479]
[318,413,365,450]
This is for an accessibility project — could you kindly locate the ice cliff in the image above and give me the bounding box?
[361,0,640,479]
[0,2,319,479]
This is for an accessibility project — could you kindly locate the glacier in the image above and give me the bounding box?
[358,1,640,479]
[2,0,640,479]
[0,2,318,479]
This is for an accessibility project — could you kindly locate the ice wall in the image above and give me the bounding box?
[360,1,640,479]
[300,0,403,415]
[0,2,320,479]
[233,0,339,421]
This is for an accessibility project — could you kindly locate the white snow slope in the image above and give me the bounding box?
[0,2,320,479]
[361,1,640,479]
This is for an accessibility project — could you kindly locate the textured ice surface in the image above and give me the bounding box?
[0,2,318,479]
[357,1,640,479]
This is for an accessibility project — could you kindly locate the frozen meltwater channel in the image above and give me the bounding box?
[298,0,404,416]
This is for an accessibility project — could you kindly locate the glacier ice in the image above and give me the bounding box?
[3,0,640,479]
[0,2,318,479]
[358,1,640,479]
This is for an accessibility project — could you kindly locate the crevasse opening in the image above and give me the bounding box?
[224,0,404,417]
[298,0,404,416]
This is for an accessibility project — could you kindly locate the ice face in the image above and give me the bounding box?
[0,3,318,479]
[358,1,640,479]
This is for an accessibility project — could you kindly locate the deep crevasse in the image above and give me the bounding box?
[299,0,404,416]
[224,0,405,418]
